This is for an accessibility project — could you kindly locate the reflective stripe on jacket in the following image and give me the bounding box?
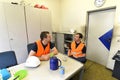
[35,40,50,57]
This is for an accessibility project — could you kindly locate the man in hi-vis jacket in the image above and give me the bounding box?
[68,33,86,63]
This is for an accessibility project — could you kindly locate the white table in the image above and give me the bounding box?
[9,53,84,80]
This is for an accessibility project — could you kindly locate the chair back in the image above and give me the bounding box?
[0,51,17,69]
[27,43,34,54]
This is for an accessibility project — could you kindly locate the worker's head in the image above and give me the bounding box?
[40,31,51,42]
[74,33,83,42]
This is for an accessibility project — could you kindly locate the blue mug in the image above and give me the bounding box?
[50,56,61,70]
[59,66,65,75]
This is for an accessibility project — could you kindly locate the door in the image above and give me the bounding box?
[4,3,28,64]
[0,3,11,52]
[86,8,115,66]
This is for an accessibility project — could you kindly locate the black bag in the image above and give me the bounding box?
[112,50,120,79]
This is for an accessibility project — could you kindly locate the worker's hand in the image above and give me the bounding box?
[40,54,50,61]
[45,54,50,60]
[73,53,86,58]
[68,52,76,56]
[68,50,72,56]
[73,54,78,58]
[71,52,76,55]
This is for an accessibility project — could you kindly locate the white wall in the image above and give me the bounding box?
[61,0,87,33]
[60,0,120,34]
[0,0,61,32]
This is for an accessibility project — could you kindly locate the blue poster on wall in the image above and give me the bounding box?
[99,29,113,51]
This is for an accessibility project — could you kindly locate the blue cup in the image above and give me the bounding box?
[59,66,65,75]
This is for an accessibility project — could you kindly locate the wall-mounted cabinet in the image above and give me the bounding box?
[0,3,52,64]
[25,6,52,43]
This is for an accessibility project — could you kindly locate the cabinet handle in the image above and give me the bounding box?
[10,38,13,40]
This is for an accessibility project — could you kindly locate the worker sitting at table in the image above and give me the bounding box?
[68,33,86,63]
[28,31,58,61]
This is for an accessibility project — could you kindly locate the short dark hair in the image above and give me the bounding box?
[75,33,83,39]
[40,31,49,40]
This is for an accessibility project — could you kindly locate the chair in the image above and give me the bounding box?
[27,43,35,54]
[0,51,17,69]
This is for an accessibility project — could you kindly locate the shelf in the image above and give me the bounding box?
[64,34,73,54]
[64,46,69,49]
[64,40,72,43]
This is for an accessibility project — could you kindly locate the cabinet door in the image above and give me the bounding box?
[4,4,28,64]
[40,10,52,34]
[25,6,41,43]
[25,7,52,43]
[56,33,64,53]
[0,3,11,52]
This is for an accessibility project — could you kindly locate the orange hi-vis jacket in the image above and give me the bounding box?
[71,41,85,57]
[35,40,50,57]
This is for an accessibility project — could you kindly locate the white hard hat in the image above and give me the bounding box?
[25,56,40,67]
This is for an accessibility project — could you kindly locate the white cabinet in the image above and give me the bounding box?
[0,3,52,64]
[40,10,52,34]
[0,3,28,64]
[2,3,28,64]
[25,6,41,43]
[25,6,52,43]
[0,3,11,51]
